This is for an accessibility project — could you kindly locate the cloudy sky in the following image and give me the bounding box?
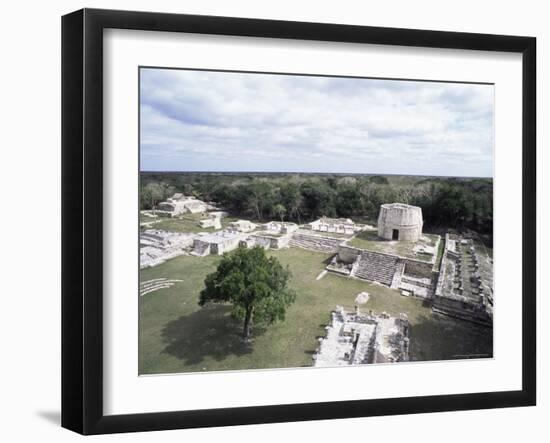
[140,68,494,177]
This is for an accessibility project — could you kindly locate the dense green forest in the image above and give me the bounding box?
[140,172,493,239]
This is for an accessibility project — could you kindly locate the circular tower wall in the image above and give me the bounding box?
[377,203,423,241]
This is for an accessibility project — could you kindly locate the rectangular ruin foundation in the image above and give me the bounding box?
[192,230,247,256]
[328,243,437,298]
[433,233,493,326]
[314,306,410,367]
[140,229,195,268]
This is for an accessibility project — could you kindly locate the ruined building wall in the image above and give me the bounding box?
[378,203,423,241]
[337,244,362,264]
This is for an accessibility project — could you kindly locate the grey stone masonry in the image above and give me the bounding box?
[289,230,344,253]
[351,251,400,286]
[390,260,406,289]
[433,233,493,326]
[378,203,423,241]
[313,307,410,367]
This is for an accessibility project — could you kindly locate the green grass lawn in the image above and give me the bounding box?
[347,229,439,262]
[145,218,206,233]
[139,247,492,375]
[141,214,240,234]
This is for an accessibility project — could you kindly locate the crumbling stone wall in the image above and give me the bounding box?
[337,244,362,264]
[378,203,423,241]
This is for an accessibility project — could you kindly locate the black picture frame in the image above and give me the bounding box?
[61,8,537,435]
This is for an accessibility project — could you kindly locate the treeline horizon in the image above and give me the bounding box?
[141,170,492,180]
[140,172,493,240]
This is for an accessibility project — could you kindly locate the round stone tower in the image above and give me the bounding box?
[377,203,423,242]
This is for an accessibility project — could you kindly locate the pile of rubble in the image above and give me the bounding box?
[192,230,248,256]
[140,229,195,268]
[156,193,211,217]
[433,234,493,326]
[313,305,410,367]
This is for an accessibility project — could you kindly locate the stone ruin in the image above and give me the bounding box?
[313,305,410,367]
[190,218,299,256]
[320,203,439,297]
[433,233,493,326]
[263,221,299,235]
[326,253,355,277]
[156,193,210,217]
[247,224,294,250]
[228,219,257,233]
[327,242,437,298]
[140,229,195,268]
[191,219,301,257]
[378,203,423,242]
[198,211,224,230]
[289,229,346,253]
[308,216,363,235]
[192,230,248,256]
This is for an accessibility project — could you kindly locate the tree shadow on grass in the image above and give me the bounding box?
[421,300,432,308]
[409,313,493,362]
[321,254,337,266]
[160,304,266,365]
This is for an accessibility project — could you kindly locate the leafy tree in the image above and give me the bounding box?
[199,247,296,340]
[335,183,363,217]
[300,181,336,219]
[280,182,303,224]
[140,172,493,236]
[273,203,287,222]
[142,182,166,212]
[245,182,272,220]
[369,175,389,185]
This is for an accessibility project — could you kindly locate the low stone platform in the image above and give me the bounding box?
[313,306,410,367]
[289,230,344,253]
[140,230,195,268]
[433,233,493,326]
[351,251,400,286]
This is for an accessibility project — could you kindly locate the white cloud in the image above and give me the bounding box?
[140,68,494,177]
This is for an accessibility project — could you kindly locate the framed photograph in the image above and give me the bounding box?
[61,8,536,435]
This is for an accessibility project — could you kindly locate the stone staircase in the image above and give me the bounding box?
[289,231,343,253]
[390,260,405,289]
[351,251,399,286]
[191,241,210,256]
